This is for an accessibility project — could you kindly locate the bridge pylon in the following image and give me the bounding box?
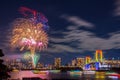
[85,56,91,64]
[95,50,103,62]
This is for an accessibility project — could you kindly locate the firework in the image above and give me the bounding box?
[11,18,48,52]
[19,7,49,32]
[32,53,40,67]
[23,51,31,60]
[11,7,49,68]
[23,51,40,67]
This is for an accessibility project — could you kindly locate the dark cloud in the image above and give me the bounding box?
[46,15,120,53]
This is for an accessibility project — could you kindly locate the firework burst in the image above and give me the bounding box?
[11,7,49,68]
[11,18,48,52]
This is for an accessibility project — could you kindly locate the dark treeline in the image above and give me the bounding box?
[0,49,11,79]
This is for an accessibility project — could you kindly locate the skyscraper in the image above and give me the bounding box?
[54,58,61,67]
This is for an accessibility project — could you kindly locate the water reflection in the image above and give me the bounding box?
[9,70,120,80]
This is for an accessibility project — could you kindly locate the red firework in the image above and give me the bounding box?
[19,6,37,18]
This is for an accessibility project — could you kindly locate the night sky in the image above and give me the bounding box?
[0,0,120,64]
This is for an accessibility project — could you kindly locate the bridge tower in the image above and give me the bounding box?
[95,50,103,62]
[85,56,91,64]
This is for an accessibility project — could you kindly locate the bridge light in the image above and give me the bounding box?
[95,50,103,62]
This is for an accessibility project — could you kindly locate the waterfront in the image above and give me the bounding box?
[8,70,120,80]
[5,50,120,80]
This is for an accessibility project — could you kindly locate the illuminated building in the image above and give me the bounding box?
[54,58,61,67]
[36,62,44,68]
[71,59,76,66]
[104,60,120,68]
[76,57,85,67]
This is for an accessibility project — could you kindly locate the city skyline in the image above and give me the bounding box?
[4,51,120,70]
[0,0,120,64]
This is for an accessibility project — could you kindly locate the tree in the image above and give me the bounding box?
[0,49,11,79]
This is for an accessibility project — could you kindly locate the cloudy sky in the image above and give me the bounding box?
[0,0,120,64]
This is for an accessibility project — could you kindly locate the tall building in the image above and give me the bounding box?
[71,59,76,66]
[76,57,85,67]
[54,58,61,67]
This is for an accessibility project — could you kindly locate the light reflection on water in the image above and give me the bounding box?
[9,70,120,80]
